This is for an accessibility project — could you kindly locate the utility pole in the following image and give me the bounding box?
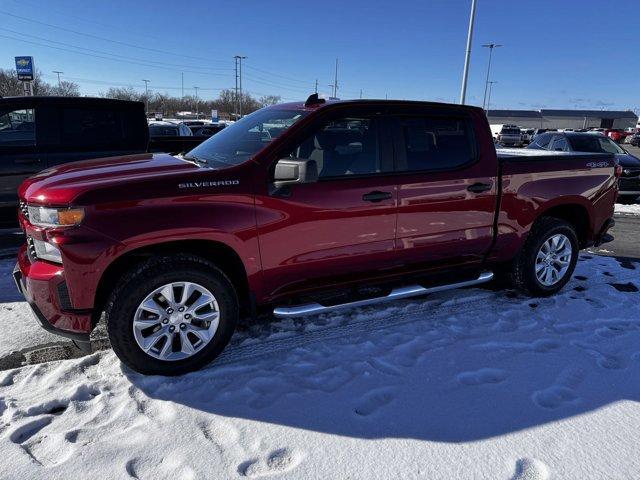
[52,70,63,88]
[333,58,339,98]
[142,79,150,112]
[359,89,363,99]
[315,79,318,94]
[459,0,477,105]
[234,55,247,117]
[486,81,497,112]
[193,86,200,119]
[481,43,502,110]
[181,72,184,99]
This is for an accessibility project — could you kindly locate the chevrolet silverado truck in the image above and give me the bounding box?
[14,95,618,375]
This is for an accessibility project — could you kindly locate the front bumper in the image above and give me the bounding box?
[14,245,92,342]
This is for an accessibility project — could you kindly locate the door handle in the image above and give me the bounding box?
[14,158,41,165]
[362,191,393,202]
[467,182,492,193]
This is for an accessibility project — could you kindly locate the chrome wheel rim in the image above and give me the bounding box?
[535,234,572,287]
[132,282,220,361]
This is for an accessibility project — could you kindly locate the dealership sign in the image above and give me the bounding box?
[15,56,34,81]
[211,109,219,123]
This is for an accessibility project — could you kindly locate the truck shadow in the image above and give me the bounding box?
[126,255,640,443]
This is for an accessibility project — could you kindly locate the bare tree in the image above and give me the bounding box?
[259,95,281,106]
[51,80,80,97]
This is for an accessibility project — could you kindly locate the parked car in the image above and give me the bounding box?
[628,132,640,147]
[148,121,193,137]
[0,96,148,226]
[148,121,206,155]
[528,131,640,203]
[521,128,535,144]
[492,124,523,147]
[181,120,206,127]
[15,95,617,375]
[190,124,226,137]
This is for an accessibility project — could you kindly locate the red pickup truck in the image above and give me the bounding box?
[14,96,618,375]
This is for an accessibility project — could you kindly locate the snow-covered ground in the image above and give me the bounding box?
[615,203,640,216]
[1,254,640,479]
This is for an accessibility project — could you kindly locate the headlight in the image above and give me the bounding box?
[32,238,62,263]
[27,206,84,228]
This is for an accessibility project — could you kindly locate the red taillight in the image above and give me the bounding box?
[615,165,623,178]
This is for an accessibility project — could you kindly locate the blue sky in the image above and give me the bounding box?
[0,0,637,111]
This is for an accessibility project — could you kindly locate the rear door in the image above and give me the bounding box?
[390,107,498,269]
[256,110,398,299]
[0,105,43,209]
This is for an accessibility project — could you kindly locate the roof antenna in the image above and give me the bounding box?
[305,93,326,107]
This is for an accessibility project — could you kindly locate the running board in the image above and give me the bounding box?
[273,271,494,318]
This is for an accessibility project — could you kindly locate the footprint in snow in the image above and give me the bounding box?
[609,282,639,293]
[239,448,303,478]
[9,417,53,444]
[354,386,398,416]
[532,368,584,409]
[456,368,507,386]
[510,458,550,480]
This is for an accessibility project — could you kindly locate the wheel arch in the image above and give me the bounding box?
[93,239,252,324]
[537,202,591,248]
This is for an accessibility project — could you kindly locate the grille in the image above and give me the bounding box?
[26,236,37,263]
[19,201,29,219]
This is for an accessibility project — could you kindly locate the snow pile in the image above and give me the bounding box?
[615,203,640,216]
[1,254,640,479]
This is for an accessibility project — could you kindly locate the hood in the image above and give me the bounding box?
[616,153,640,167]
[19,153,202,205]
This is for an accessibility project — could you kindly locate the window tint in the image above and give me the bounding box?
[61,108,125,146]
[397,116,474,171]
[291,117,383,178]
[0,108,35,146]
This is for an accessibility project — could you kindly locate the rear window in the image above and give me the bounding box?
[149,124,179,136]
[500,128,521,135]
[397,116,476,171]
[568,135,624,154]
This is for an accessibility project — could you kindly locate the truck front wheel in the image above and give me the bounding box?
[105,254,238,375]
[510,217,579,296]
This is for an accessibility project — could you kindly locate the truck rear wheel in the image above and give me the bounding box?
[105,254,238,375]
[510,217,579,296]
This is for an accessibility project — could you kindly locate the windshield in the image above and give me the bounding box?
[501,128,520,135]
[185,108,308,168]
[568,135,625,154]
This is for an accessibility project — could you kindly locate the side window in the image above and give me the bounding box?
[0,108,35,146]
[60,108,124,147]
[291,117,383,178]
[396,116,475,172]
[550,136,568,151]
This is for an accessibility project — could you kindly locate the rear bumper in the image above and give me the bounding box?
[14,246,93,342]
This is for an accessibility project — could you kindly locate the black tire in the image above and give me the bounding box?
[510,217,579,296]
[618,195,638,205]
[105,254,238,375]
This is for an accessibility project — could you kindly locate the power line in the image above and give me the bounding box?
[0,10,230,65]
[0,33,233,77]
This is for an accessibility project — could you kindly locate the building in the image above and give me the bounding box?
[487,109,638,130]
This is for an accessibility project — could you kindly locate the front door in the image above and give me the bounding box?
[256,114,398,299]
[390,110,498,269]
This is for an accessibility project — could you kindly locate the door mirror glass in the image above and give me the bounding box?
[273,158,318,188]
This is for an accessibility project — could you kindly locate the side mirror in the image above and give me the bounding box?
[273,158,318,188]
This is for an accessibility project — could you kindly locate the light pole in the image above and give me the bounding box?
[459,0,477,104]
[52,70,63,88]
[486,80,497,112]
[142,79,150,112]
[481,44,502,110]
[193,86,200,119]
[234,55,247,117]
